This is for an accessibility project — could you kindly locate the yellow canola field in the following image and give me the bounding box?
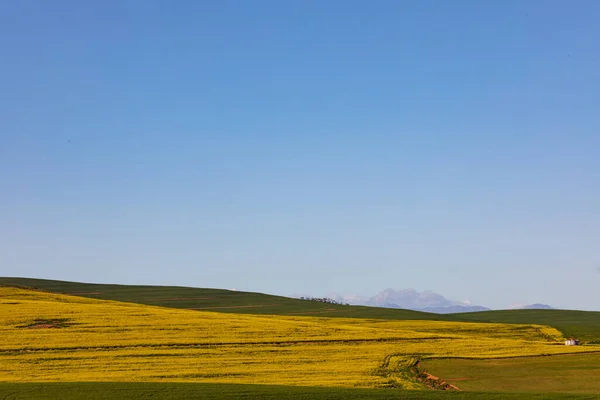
[1,287,598,388]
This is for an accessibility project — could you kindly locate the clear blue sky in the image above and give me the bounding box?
[1,1,599,310]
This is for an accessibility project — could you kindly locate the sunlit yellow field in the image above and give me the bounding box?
[1,287,598,388]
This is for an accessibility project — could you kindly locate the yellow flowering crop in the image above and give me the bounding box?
[1,287,597,388]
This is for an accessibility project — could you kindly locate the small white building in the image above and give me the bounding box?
[565,338,579,346]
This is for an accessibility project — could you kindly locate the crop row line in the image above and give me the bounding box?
[0,336,456,354]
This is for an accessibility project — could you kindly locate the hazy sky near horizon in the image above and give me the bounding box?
[1,1,599,310]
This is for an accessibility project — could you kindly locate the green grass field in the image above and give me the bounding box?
[422,353,600,393]
[452,310,600,344]
[1,383,599,400]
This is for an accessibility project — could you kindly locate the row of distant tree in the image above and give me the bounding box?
[300,296,349,306]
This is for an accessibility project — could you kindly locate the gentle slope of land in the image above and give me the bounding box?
[3,286,598,389]
[3,277,599,344]
[3,278,600,398]
[0,277,466,321]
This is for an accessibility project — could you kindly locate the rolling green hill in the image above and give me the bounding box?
[452,309,600,343]
[3,277,599,343]
[0,277,462,322]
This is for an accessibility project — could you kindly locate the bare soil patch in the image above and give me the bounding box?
[421,371,460,390]
[409,361,460,391]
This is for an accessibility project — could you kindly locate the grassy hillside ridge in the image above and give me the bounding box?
[0,277,463,321]
[4,287,597,389]
[452,309,600,343]
[2,383,599,400]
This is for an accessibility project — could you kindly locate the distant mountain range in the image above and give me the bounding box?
[300,288,554,314]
